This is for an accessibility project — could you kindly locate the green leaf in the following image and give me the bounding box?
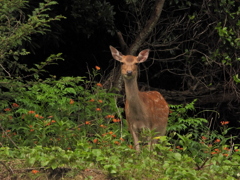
[173,153,182,161]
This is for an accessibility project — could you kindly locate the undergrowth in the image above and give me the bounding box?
[0,66,240,180]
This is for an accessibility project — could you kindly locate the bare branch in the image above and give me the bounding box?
[129,0,165,55]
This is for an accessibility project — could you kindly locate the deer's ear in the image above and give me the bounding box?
[137,49,150,63]
[109,46,123,61]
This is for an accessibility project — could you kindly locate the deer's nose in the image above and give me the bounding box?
[126,70,132,75]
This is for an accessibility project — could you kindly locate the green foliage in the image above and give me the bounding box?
[0,1,240,176]
[0,0,65,77]
[0,68,124,150]
[168,99,208,135]
[1,87,240,179]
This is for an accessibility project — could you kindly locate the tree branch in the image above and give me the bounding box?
[129,0,165,55]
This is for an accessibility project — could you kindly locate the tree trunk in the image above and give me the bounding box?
[104,0,166,91]
[129,0,165,55]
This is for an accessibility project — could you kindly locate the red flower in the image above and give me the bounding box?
[69,99,74,104]
[114,141,120,145]
[12,103,19,108]
[96,83,103,87]
[95,66,100,70]
[31,170,39,174]
[93,139,98,144]
[28,111,35,114]
[106,115,114,119]
[113,118,121,123]
[201,136,207,140]
[220,121,229,125]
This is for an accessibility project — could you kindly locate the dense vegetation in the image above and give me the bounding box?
[0,0,240,179]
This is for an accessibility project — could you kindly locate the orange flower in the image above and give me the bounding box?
[112,134,117,138]
[34,114,39,118]
[223,147,230,151]
[48,115,53,118]
[96,108,101,111]
[89,99,95,102]
[12,103,19,108]
[6,130,11,133]
[96,83,103,87]
[30,129,34,132]
[85,121,91,125]
[98,100,103,103]
[214,148,221,152]
[235,149,239,152]
[45,122,51,126]
[108,131,113,135]
[51,120,56,123]
[28,111,35,114]
[93,139,98,144]
[214,139,221,143]
[102,133,107,137]
[120,137,124,141]
[114,141,120,145]
[69,99,74,104]
[113,118,121,123]
[220,121,229,125]
[39,116,44,119]
[128,145,133,149]
[106,115,114,119]
[4,108,11,111]
[202,136,207,140]
[223,153,229,157]
[211,151,218,155]
[31,170,39,174]
[95,66,100,70]
[100,124,106,128]
[29,125,33,128]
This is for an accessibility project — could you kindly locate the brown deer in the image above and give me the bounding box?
[109,46,169,151]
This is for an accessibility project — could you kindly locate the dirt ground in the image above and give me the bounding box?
[0,166,112,180]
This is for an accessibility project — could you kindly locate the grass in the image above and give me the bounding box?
[0,67,240,180]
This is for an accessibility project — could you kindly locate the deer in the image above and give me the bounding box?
[109,46,169,151]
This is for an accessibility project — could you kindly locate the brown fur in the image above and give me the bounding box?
[109,46,169,151]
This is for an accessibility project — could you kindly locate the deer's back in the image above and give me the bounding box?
[125,91,169,134]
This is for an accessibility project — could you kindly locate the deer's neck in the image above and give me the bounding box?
[124,78,142,105]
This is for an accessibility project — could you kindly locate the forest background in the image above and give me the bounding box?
[0,0,240,179]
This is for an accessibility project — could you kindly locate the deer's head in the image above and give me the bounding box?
[109,46,150,80]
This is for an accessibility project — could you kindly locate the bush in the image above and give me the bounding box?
[0,67,126,150]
